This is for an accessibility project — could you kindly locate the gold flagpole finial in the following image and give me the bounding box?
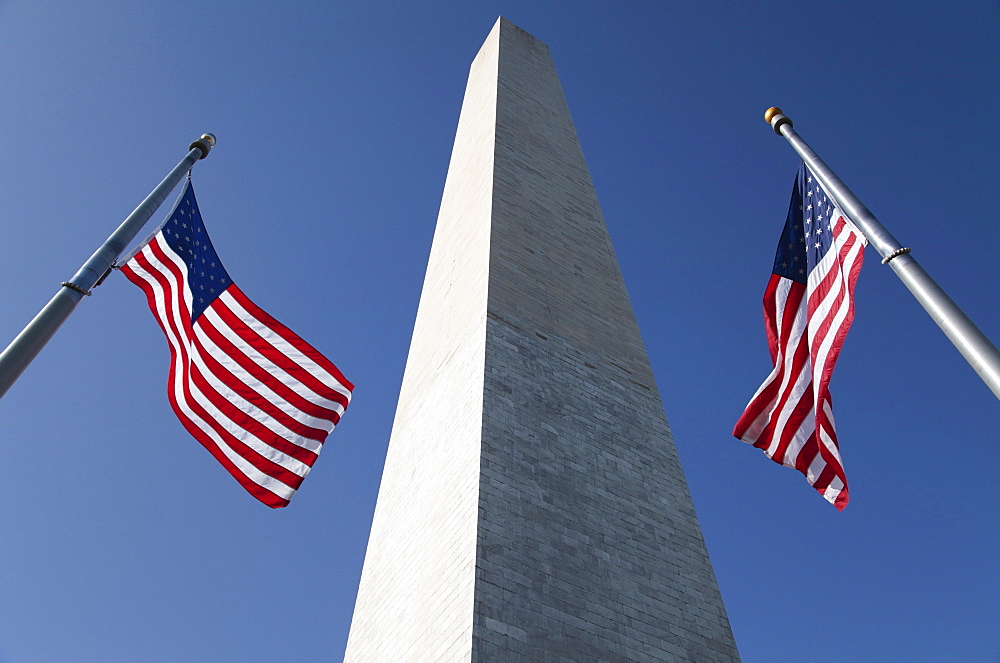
[764,107,792,134]
[189,133,217,159]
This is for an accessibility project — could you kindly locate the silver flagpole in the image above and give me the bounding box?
[0,133,216,400]
[764,108,1000,400]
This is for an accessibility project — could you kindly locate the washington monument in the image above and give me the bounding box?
[345,18,740,662]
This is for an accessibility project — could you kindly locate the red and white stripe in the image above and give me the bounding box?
[734,211,865,510]
[121,235,353,508]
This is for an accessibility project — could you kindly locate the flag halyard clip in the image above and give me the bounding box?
[94,265,115,287]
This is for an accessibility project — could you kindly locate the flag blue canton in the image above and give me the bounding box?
[772,172,807,284]
[159,184,231,321]
[803,168,838,273]
[771,165,836,284]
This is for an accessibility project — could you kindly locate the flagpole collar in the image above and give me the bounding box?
[764,107,792,134]
[881,246,912,264]
[60,281,91,296]
[190,133,217,159]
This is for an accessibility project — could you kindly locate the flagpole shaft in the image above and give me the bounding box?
[765,109,1000,399]
[0,134,216,400]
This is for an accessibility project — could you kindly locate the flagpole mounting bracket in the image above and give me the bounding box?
[881,247,912,265]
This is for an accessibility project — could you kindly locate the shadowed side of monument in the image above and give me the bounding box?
[473,19,739,662]
[346,17,739,662]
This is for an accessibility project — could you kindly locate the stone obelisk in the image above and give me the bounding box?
[345,18,739,662]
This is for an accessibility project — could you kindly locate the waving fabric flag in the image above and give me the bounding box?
[733,164,866,510]
[120,180,353,508]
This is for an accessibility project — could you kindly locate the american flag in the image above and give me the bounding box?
[733,164,866,510]
[120,180,353,508]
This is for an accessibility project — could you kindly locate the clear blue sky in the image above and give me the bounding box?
[1,2,997,661]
